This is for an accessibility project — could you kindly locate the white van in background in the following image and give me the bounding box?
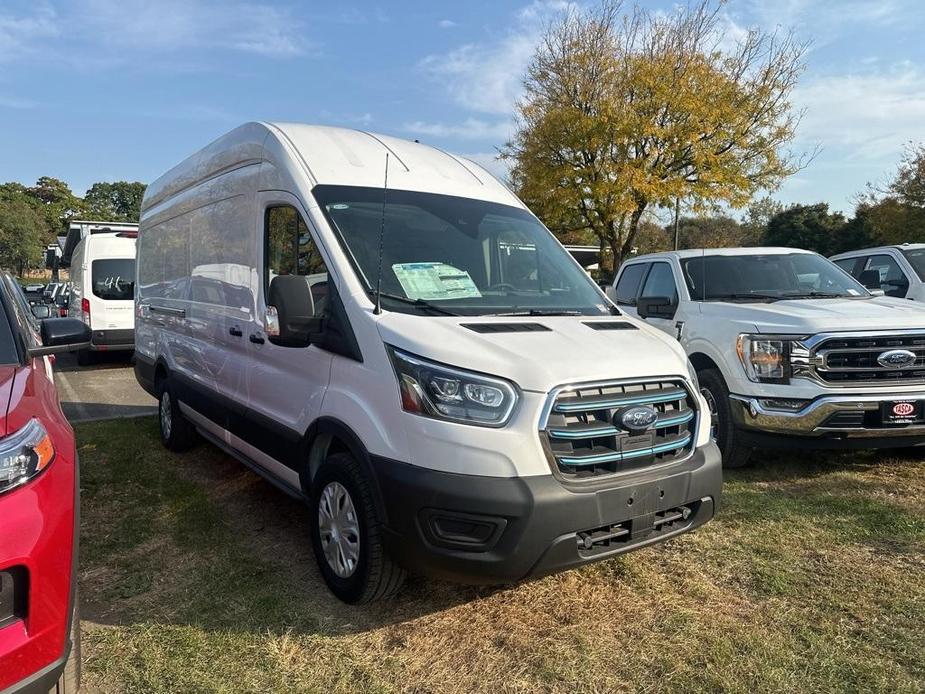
[69,231,137,365]
[134,122,722,604]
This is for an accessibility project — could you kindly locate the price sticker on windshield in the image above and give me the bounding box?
[392,262,482,301]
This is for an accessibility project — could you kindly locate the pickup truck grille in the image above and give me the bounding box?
[541,378,697,480]
[812,334,925,385]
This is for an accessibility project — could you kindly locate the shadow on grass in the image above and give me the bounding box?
[77,417,500,639]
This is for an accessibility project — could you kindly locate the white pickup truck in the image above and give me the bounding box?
[610,247,925,467]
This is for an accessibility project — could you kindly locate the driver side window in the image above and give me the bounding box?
[265,206,329,316]
[640,263,678,303]
[864,254,908,298]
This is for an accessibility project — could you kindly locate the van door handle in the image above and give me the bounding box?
[249,333,265,344]
[229,326,243,337]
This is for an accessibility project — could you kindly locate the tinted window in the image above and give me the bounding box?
[863,254,909,297]
[833,257,860,276]
[614,264,648,305]
[640,263,677,301]
[902,249,925,281]
[92,259,135,300]
[0,301,19,364]
[265,206,329,316]
[314,185,609,316]
[681,253,869,301]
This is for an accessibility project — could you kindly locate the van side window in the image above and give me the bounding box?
[265,206,329,314]
[863,254,909,297]
[615,264,647,305]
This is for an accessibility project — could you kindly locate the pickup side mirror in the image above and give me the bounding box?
[30,318,91,356]
[637,295,677,320]
[267,275,322,347]
[31,304,51,320]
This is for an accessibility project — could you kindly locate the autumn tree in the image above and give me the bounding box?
[853,142,925,245]
[504,0,808,271]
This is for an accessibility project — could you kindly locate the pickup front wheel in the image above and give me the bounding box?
[698,368,752,469]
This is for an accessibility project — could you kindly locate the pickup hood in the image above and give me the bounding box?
[700,296,925,335]
[0,365,16,438]
[376,313,690,393]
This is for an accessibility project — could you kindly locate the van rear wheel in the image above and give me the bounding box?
[698,368,752,469]
[310,453,405,604]
[157,378,197,451]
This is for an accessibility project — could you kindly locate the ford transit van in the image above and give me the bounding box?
[134,122,721,603]
[69,231,137,365]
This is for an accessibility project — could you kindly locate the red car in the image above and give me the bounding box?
[0,275,90,694]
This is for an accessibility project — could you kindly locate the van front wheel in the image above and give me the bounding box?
[310,453,406,604]
[698,368,752,469]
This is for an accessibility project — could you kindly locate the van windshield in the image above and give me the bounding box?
[902,248,925,281]
[680,253,870,301]
[92,258,135,301]
[314,185,609,316]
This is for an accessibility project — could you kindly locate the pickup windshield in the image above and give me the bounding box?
[681,253,870,301]
[313,185,610,316]
[902,248,925,281]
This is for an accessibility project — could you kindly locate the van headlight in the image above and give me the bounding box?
[736,334,792,383]
[0,419,56,495]
[388,347,519,427]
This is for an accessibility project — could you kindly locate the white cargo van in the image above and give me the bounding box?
[68,231,137,364]
[135,122,721,603]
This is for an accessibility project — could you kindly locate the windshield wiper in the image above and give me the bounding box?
[705,293,782,303]
[491,309,584,316]
[371,291,460,316]
[781,291,850,299]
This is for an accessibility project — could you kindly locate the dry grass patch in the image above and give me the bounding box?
[77,419,925,693]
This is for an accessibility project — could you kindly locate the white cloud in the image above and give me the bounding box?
[0,4,60,63]
[438,19,457,29]
[794,65,925,162]
[419,1,575,115]
[74,0,310,58]
[403,118,513,140]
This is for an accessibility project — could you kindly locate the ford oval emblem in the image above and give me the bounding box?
[876,349,917,369]
[617,405,659,432]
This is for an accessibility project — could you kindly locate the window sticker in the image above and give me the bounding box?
[392,262,482,300]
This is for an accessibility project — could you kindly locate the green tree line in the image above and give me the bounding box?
[0,177,145,275]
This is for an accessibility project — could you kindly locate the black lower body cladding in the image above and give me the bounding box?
[374,442,722,584]
[90,328,134,348]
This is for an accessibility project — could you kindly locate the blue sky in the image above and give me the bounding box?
[1,0,924,218]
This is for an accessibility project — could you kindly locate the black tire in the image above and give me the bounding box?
[310,453,406,604]
[157,377,198,452]
[76,348,93,366]
[51,591,80,693]
[698,368,752,469]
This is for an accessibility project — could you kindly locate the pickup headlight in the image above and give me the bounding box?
[388,347,519,427]
[736,335,793,383]
[0,419,56,494]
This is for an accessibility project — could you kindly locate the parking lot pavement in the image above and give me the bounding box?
[53,351,157,423]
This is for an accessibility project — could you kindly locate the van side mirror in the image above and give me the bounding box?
[267,275,321,347]
[637,296,677,320]
[29,318,91,356]
[31,305,51,319]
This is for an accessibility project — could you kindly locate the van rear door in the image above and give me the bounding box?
[89,256,135,343]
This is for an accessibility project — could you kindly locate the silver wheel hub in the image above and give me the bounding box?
[318,481,360,578]
[160,392,172,440]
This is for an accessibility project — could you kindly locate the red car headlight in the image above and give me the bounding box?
[0,419,55,494]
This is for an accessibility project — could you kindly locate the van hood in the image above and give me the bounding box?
[702,296,925,335]
[375,313,690,393]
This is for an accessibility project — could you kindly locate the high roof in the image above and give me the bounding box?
[142,121,520,214]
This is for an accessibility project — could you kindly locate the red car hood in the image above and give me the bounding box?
[0,365,16,438]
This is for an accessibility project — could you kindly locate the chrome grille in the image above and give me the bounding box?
[541,379,697,480]
[811,334,925,385]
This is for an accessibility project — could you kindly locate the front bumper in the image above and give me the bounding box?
[374,443,721,584]
[730,392,925,445]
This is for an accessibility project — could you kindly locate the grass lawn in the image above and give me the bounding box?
[77,417,925,693]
